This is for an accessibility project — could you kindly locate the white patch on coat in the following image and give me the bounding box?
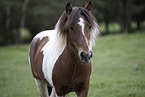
[34,78,49,97]
[34,30,66,87]
[77,18,91,49]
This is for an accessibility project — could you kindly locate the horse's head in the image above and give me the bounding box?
[56,2,99,63]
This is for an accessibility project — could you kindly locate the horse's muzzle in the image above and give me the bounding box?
[79,51,93,63]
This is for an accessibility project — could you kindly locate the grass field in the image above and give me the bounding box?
[0,33,145,97]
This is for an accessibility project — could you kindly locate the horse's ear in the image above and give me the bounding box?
[65,3,72,15]
[84,2,92,11]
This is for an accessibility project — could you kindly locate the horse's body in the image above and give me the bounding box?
[29,2,99,97]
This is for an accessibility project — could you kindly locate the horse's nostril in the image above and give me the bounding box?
[80,52,86,58]
[80,51,93,63]
[89,51,93,58]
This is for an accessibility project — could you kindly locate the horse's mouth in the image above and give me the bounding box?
[81,60,91,63]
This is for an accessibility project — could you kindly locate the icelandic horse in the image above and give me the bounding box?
[29,2,99,97]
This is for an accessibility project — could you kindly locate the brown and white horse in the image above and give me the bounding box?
[29,2,99,97]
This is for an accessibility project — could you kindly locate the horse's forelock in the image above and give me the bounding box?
[55,7,99,40]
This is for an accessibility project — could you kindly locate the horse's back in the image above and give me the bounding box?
[29,30,54,82]
[29,29,66,87]
[29,30,54,66]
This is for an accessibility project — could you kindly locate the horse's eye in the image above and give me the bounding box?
[89,25,92,29]
[70,27,74,30]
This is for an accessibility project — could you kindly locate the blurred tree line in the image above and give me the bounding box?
[0,0,145,45]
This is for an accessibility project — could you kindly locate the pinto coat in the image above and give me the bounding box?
[29,2,99,97]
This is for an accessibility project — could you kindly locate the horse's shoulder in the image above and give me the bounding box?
[29,30,56,67]
[29,30,51,68]
[29,30,50,79]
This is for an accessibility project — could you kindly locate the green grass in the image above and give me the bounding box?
[89,33,145,97]
[0,45,39,97]
[0,33,145,97]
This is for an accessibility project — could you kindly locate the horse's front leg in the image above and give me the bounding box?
[76,84,89,97]
[34,79,49,97]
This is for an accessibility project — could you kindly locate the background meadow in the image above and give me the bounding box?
[0,32,145,97]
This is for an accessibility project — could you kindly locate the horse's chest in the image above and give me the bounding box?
[53,63,91,95]
[58,80,85,95]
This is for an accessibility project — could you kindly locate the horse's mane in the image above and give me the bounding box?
[55,7,100,45]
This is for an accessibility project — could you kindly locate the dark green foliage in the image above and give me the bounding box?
[0,0,145,45]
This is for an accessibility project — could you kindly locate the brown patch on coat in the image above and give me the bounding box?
[52,36,92,96]
[29,36,51,86]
